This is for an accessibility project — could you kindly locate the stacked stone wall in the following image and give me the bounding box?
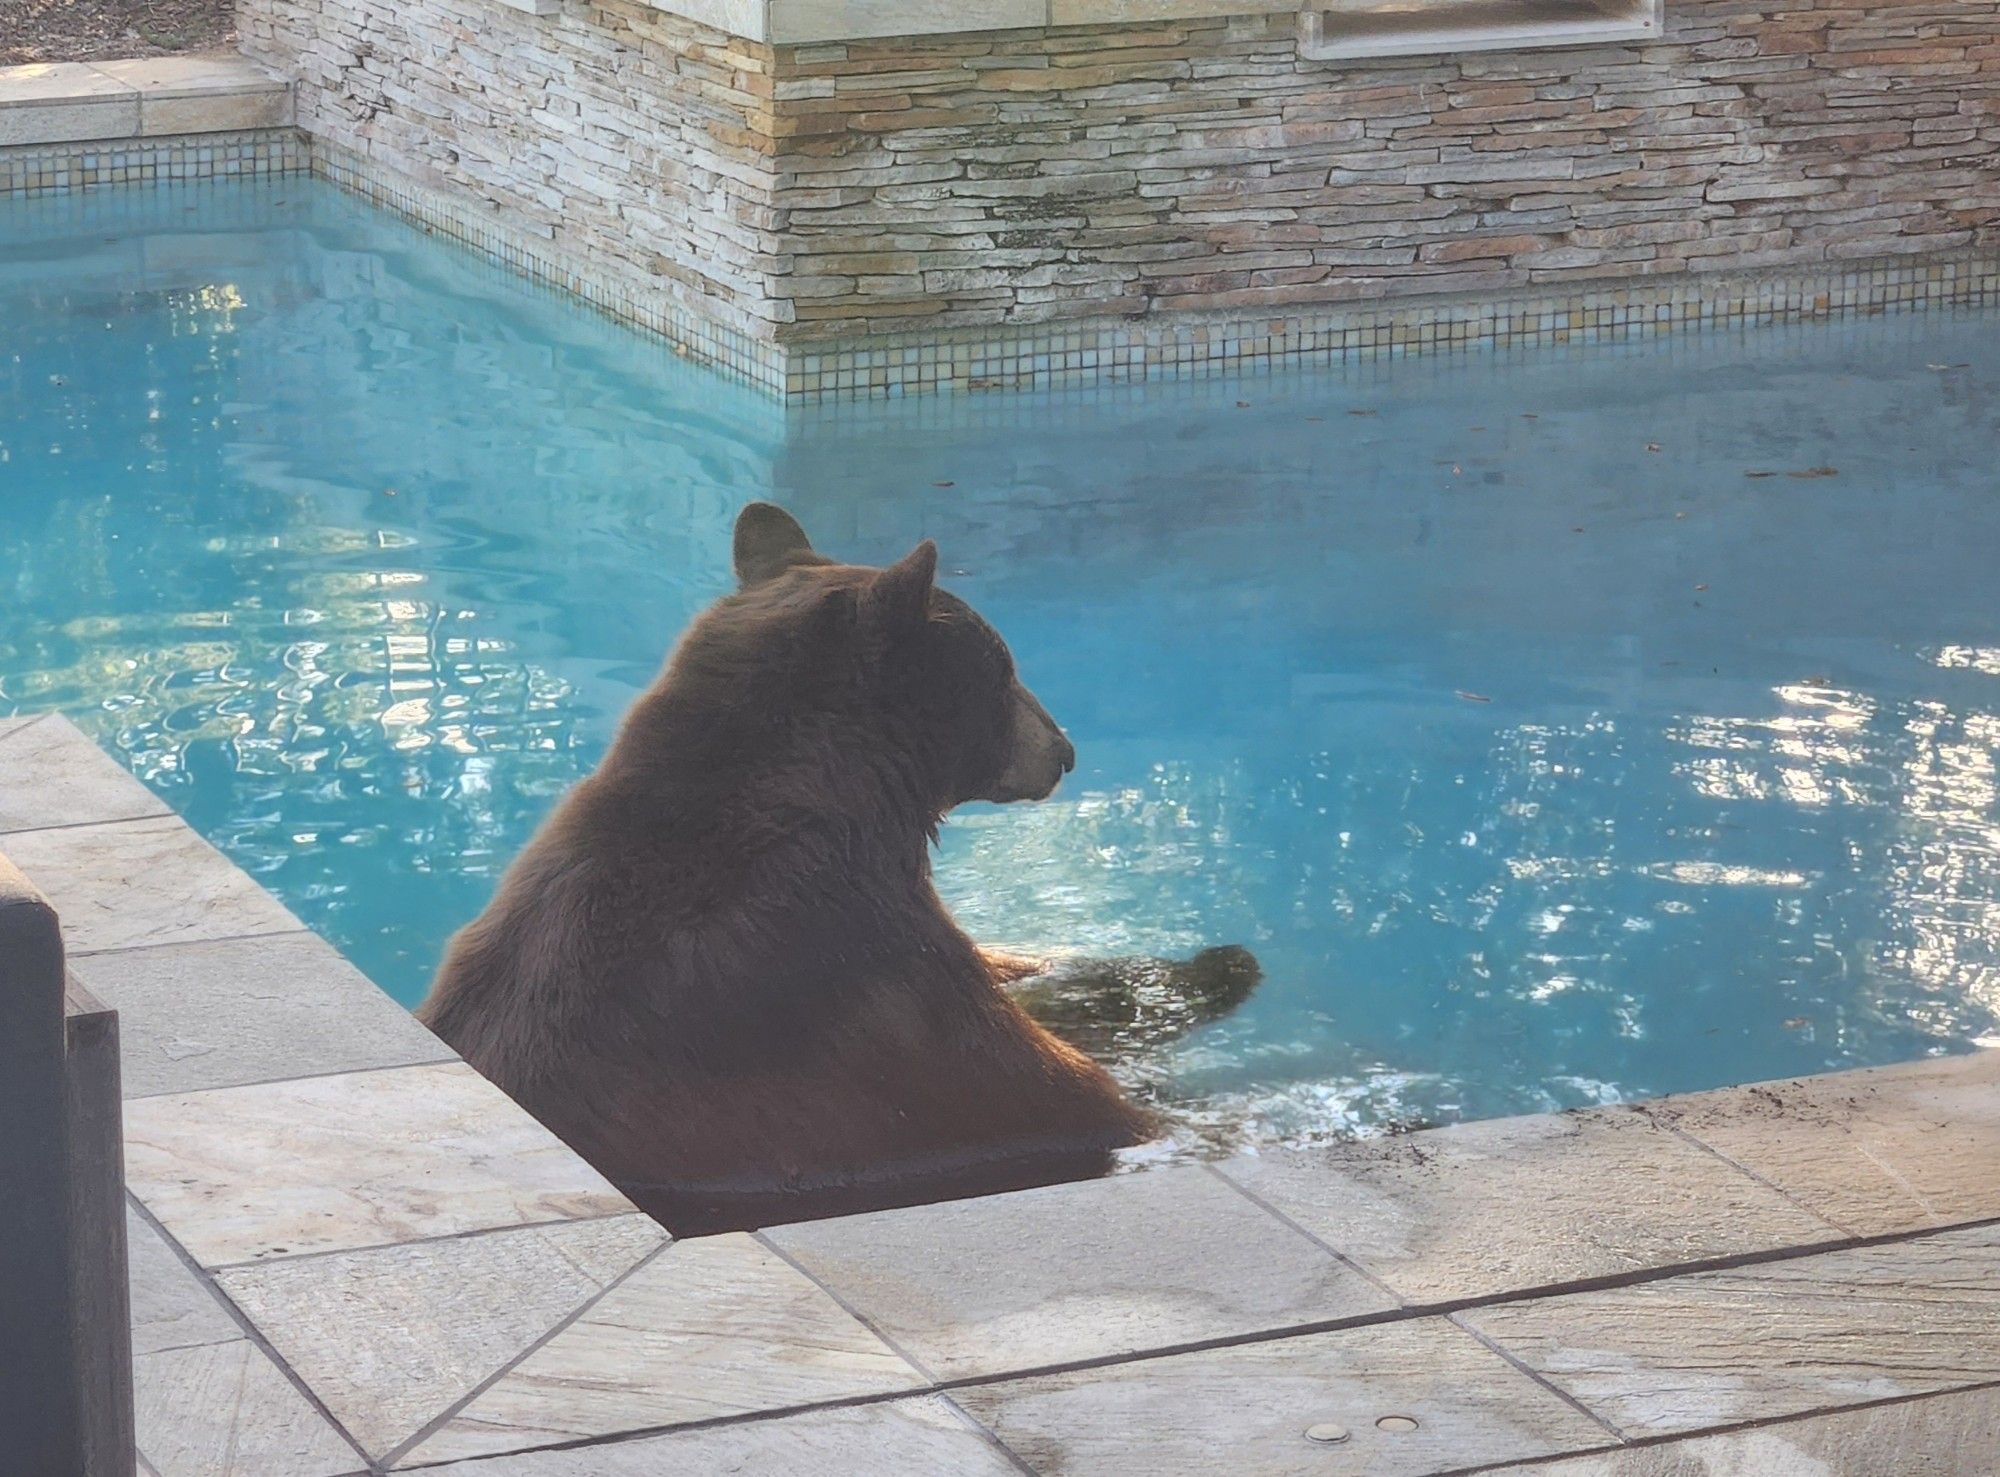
[239,0,2000,352]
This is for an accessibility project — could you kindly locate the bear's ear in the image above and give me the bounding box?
[733,502,815,588]
[862,540,938,635]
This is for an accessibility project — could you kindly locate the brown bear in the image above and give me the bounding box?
[421,504,1247,1233]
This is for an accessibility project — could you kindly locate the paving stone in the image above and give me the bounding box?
[0,96,139,145]
[125,1062,633,1267]
[127,1206,241,1357]
[953,1316,1614,1476]
[0,814,303,955]
[410,1397,1020,1475]
[1462,1223,2000,1439]
[217,1215,668,1461]
[767,1165,1395,1380]
[135,1337,365,1477]
[1217,1106,1842,1304]
[87,54,288,97]
[399,1234,927,1466]
[143,90,293,136]
[1643,1050,2000,1237]
[1482,1382,2000,1474]
[73,931,454,1098]
[0,60,135,101]
[0,714,170,834]
[765,0,1045,43]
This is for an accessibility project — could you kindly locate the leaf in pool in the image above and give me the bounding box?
[1745,470,1779,479]
[1787,466,1838,479]
[1646,442,1661,452]
[1522,412,1539,419]
[1348,409,1377,417]
[1236,401,1250,408]
[1695,583,1709,592]
[1454,690,1492,703]
[1783,1016,1812,1030]
[932,480,955,488]
[1928,362,1969,371]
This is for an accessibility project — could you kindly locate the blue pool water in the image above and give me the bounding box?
[5,179,1999,1151]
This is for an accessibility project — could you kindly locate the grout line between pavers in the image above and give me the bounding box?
[0,711,52,745]
[908,1210,2000,1392]
[384,1386,939,1471]
[1439,1377,2000,1476]
[1200,1159,1408,1307]
[125,1190,382,1475]
[1639,1104,1869,1240]
[935,1389,1042,1477]
[0,803,174,839]
[123,1049,462,1103]
[377,1234,678,1468]
[755,1230,945,1385]
[1447,1309,1630,1444]
[201,1204,654,1275]
[69,923,315,959]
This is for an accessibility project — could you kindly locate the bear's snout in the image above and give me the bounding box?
[986,682,1075,803]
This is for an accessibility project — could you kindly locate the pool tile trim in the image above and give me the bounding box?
[5,712,2000,1474]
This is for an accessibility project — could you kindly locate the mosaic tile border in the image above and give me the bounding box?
[308,139,789,397]
[6,124,1999,404]
[0,127,310,197]
[782,254,2000,401]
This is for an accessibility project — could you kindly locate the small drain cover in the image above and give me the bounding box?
[1376,1414,1421,1433]
[1304,1423,1350,1445]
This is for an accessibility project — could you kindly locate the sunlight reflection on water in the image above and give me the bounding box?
[4,179,1999,1152]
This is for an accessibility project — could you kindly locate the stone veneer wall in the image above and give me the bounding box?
[236,0,2000,379]
[768,0,2000,338]
[241,0,787,346]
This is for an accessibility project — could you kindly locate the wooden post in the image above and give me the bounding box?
[0,852,136,1476]
[68,975,136,1477]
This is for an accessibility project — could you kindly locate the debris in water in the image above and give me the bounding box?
[1783,1016,1812,1030]
[1455,690,1492,703]
[1787,466,1838,479]
[1927,363,1969,371]
[1646,442,1661,452]
[932,480,955,488]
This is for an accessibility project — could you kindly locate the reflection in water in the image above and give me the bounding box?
[3,179,1999,1155]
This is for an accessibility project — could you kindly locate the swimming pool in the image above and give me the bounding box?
[5,178,1998,1152]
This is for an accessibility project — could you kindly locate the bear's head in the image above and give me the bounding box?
[686,502,1075,813]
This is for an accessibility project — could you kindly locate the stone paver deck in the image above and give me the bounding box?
[4,711,1999,1474]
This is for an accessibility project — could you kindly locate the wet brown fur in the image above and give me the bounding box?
[419,505,1155,1233]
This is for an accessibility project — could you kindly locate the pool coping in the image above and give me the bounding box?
[0,56,293,147]
[5,710,1999,1473]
